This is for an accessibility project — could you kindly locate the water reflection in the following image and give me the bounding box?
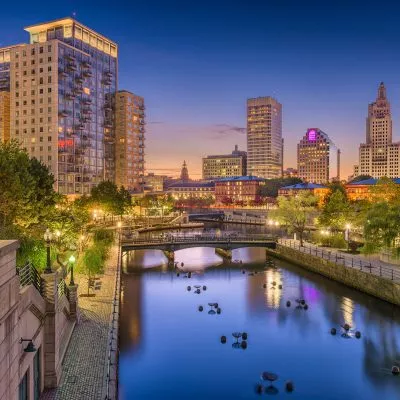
[120,246,400,400]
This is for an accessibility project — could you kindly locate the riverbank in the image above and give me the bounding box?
[267,243,400,306]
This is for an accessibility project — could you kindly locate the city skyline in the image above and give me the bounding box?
[3,2,400,179]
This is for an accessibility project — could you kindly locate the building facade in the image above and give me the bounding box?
[0,91,10,142]
[202,145,247,179]
[282,168,298,178]
[0,18,118,195]
[297,128,340,183]
[167,181,215,200]
[355,83,400,178]
[215,176,265,203]
[115,91,145,192]
[278,182,330,206]
[144,173,167,192]
[345,177,400,201]
[247,97,283,179]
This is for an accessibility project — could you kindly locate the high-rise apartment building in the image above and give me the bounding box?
[115,91,145,191]
[247,96,283,179]
[297,128,340,183]
[0,18,118,195]
[0,92,10,142]
[355,83,400,178]
[202,145,247,179]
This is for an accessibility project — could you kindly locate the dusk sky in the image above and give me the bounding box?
[3,0,400,179]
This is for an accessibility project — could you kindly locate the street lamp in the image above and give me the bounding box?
[117,221,122,244]
[345,223,351,252]
[43,228,53,274]
[69,255,76,286]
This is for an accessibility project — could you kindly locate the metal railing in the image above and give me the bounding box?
[57,279,69,300]
[279,239,400,283]
[104,245,121,399]
[18,262,41,293]
[122,233,277,245]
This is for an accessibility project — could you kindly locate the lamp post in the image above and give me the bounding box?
[43,228,53,274]
[117,221,122,245]
[345,223,351,252]
[69,255,76,286]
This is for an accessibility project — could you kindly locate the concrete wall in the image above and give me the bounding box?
[0,241,46,400]
[0,240,77,400]
[268,244,400,306]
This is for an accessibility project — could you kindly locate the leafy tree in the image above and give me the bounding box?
[90,181,131,216]
[363,202,400,254]
[221,196,233,205]
[259,177,303,198]
[0,141,57,233]
[272,191,317,246]
[318,189,351,231]
[369,177,400,204]
[79,246,104,296]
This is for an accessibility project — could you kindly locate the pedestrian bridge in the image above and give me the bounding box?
[120,233,277,253]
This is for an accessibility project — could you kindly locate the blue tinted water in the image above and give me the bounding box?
[119,247,400,399]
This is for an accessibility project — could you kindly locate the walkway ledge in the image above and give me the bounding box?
[267,244,400,306]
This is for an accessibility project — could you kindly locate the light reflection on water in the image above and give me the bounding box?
[119,238,400,400]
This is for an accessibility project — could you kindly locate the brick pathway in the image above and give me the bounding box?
[41,246,119,400]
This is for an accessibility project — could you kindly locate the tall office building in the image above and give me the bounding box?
[0,17,118,195]
[115,91,145,192]
[0,92,10,142]
[202,145,247,179]
[297,128,340,184]
[355,83,400,178]
[247,96,283,179]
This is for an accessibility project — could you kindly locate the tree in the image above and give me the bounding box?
[0,141,57,233]
[79,247,104,296]
[259,177,303,198]
[369,177,400,203]
[272,192,317,246]
[363,202,400,255]
[221,196,233,206]
[90,181,131,216]
[318,189,351,231]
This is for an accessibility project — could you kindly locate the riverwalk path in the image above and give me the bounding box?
[41,246,118,400]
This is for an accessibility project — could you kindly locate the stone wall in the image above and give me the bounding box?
[267,244,400,306]
[0,241,46,400]
[0,240,77,400]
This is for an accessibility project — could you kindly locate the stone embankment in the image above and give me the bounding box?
[267,244,400,306]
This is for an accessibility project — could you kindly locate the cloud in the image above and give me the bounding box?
[213,124,247,135]
[148,121,164,125]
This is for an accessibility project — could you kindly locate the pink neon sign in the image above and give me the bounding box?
[308,129,317,141]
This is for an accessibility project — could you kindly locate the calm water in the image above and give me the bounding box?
[119,232,400,399]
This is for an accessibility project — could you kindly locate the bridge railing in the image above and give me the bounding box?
[121,233,277,245]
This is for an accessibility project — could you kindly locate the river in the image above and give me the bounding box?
[119,225,400,399]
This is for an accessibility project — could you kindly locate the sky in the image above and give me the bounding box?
[3,0,400,179]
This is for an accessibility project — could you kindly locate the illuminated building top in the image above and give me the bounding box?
[24,17,118,57]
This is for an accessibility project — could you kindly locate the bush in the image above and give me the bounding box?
[312,232,346,249]
[93,228,114,244]
[330,234,347,249]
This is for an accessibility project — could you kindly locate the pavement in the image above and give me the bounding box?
[279,238,400,282]
[40,246,118,400]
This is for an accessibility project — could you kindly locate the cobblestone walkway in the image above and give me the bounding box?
[41,246,118,400]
